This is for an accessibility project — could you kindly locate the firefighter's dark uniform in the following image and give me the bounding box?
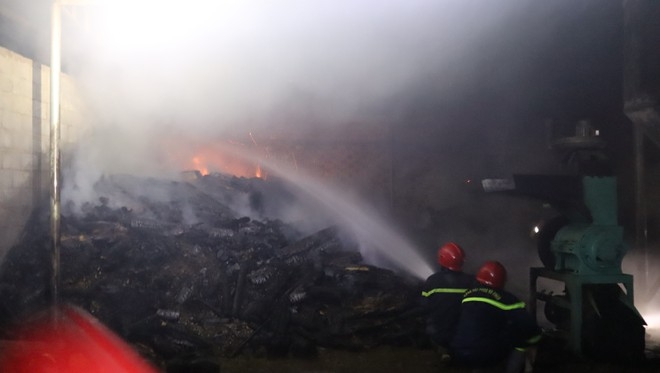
[420,268,476,347]
[449,286,542,368]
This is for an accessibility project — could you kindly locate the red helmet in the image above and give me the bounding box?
[476,261,507,289]
[437,242,465,271]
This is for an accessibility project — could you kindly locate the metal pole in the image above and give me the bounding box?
[49,0,62,308]
[388,122,395,211]
[633,121,648,296]
[623,0,657,301]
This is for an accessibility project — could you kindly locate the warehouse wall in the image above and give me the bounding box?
[0,46,88,260]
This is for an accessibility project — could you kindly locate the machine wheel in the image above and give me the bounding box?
[536,216,568,270]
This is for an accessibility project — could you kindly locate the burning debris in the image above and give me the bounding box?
[0,173,425,366]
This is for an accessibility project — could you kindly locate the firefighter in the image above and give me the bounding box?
[420,242,476,355]
[450,260,542,372]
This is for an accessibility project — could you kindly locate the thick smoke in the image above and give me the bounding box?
[68,1,530,135]
[63,1,553,279]
[62,0,531,209]
[56,0,626,289]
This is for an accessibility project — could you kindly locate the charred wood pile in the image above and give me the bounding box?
[0,173,425,364]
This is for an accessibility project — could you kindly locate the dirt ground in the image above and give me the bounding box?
[2,334,659,373]
[216,333,660,373]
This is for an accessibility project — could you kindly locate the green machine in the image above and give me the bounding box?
[542,175,625,275]
[482,172,646,361]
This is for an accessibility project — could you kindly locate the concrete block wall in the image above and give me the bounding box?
[0,46,88,260]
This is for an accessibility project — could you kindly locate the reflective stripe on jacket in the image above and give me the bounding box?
[451,286,542,362]
[420,268,476,346]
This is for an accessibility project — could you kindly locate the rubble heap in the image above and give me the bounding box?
[0,173,425,364]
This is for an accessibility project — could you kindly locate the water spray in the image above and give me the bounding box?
[223,144,435,279]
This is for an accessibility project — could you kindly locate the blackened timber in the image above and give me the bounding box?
[0,173,425,360]
[232,264,249,317]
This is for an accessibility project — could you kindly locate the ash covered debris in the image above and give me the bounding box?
[0,173,425,364]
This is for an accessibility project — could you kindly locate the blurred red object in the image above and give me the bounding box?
[0,304,159,373]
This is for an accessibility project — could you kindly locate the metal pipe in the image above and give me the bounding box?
[633,121,648,295]
[624,0,659,301]
[49,0,62,307]
[388,123,395,211]
[32,61,42,210]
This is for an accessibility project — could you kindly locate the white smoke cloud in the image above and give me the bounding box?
[57,0,563,281]
[58,0,531,211]
[68,0,526,138]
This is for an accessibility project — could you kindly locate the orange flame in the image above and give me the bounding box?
[163,135,265,178]
[192,156,209,176]
[189,149,260,178]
